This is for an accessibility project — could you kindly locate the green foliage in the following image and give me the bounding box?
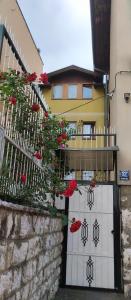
[0,68,69,225]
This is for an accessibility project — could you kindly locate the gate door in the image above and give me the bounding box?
[66,185,114,289]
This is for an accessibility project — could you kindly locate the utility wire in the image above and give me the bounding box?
[56,95,104,116]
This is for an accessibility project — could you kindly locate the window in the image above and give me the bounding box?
[67,122,77,139]
[82,171,94,181]
[64,171,75,180]
[53,85,63,99]
[68,85,77,99]
[83,85,92,99]
[82,122,95,139]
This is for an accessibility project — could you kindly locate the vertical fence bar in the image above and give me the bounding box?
[0,127,5,171]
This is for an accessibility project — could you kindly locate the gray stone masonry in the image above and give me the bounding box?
[0,199,63,300]
[121,186,131,298]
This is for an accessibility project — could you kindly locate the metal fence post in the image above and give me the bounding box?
[0,127,5,171]
[0,25,4,63]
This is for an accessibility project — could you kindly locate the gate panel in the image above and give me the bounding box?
[66,185,114,289]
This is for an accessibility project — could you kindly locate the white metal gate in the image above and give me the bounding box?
[66,185,114,289]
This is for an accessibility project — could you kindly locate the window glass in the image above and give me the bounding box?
[53,85,62,99]
[67,122,77,139]
[83,123,95,139]
[64,171,75,180]
[83,86,92,99]
[68,85,77,99]
[82,171,94,181]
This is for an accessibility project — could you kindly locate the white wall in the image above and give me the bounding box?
[110,0,131,184]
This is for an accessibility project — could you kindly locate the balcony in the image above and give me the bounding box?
[58,131,118,183]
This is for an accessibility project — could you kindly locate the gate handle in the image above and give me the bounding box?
[111,230,114,234]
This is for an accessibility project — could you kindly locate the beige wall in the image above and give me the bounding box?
[0,0,43,74]
[110,0,131,184]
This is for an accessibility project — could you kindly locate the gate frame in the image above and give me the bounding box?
[60,181,122,292]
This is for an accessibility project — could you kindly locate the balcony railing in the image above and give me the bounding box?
[66,131,117,149]
[58,130,118,183]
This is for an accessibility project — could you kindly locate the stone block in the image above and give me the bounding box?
[6,213,14,238]
[22,259,37,284]
[12,267,22,291]
[123,248,131,267]
[27,237,43,260]
[40,216,50,234]
[50,218,62,232]
[0,243,7,271]
[16,291,21,300]
[0,270,12,297]
[122,209,131,229]
[30,270,43,295]
[37,253,45,271]
[7,296,16,300]
[124,269,131,282]
[6,242,14,269]
[0,211,8,239]
[20,215,34,238]
[45,232,63,250]
[20,283,30,300]
[33,216,45,235]
[12,241,28,265]
[124,283,131,298]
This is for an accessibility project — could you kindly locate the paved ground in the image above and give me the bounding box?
[55,288,125,300]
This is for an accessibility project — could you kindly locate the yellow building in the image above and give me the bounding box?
[43,65,107,181]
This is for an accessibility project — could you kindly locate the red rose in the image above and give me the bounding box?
[9,96,17,105]
[62,180,78,197]
[45,111,48,118]
[25,72,37,83]
[33,152,42,160]
[63,187,74,197]
[31,103,40,112]
[61,132,67,140]
[39,73,48,84]
[57,136,63,144]
[69,179,77,190]
[21,175,26,184]
[70,220,81,233]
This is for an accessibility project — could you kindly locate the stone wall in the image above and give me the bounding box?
[0,200,63,300]
[121,186,131,298]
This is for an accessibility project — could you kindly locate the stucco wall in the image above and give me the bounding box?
[121,186,131,298]
[110,0,131,185]
[0,200,63,300]
[0,0,43,74]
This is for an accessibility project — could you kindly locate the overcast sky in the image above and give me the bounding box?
[18,0,93,73]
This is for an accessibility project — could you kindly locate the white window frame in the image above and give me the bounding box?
[82,85,92,99]
[52,85,63,99]
[68,84,77,99]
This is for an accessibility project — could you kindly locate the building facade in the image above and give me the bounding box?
[0,0,43,74]
[90,0,131,297]
[43,65,107,181]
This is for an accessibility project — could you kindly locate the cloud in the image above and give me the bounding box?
[18,0,93,72]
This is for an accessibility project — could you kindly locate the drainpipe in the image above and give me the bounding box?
[103,74,109,134]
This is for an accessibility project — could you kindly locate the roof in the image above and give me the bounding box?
[90,0,111,73]
[47,65,102,81]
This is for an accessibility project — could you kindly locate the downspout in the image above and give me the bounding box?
[104,74,109,134]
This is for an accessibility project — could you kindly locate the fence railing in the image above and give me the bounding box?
[0,127,52,206]
[66,130,117,149]
[0,25,52,206]
[0,24,48,157]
